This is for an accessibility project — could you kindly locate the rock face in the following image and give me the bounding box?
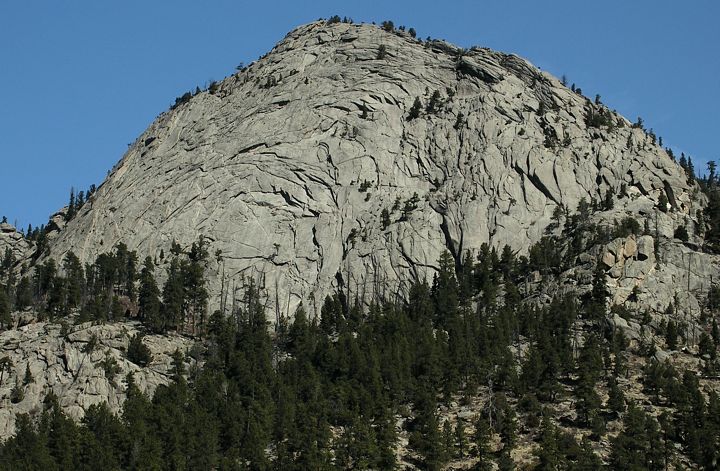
[0,320,194,438]
[45,21,700,317]
[0,223,33,271]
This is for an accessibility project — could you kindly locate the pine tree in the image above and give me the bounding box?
[607,376,626,415]
[497,448,515,471]
[407,97,423,120]
[574,438,603,470]
[185,237,209,335]
[0,287,11,328]
[62,251,84,310]
[66,187,76,221]
[380,208,391,230]
[587,262,609,321]
[474,416,492,471]
[610,402,662,470]
[409,389,447,471]
[432,250,459,327]
[3,413,56,469]
[665,320,679,350]
[161,257,185,333]
[23,366,33,385]
[535,414,563,470]
[127,334,152,366]
[138,257,162,332]
[575,335,604,426]
[454,422,467,458]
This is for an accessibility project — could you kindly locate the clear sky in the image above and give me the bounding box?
[1,0,718,229]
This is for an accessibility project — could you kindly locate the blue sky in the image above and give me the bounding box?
[1,1,718,229]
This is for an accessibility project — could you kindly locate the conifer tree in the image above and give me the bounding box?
[138,257,162,332]
[665,319,679,350]
[409,388,447,471]
[535,414,565,470]
[0,288,10,328]
[607,376,626,415]
[185,237,209,334]
[454,422,467,458]
[127,334,152,366]
[66,188,76,221]
[62,251,84,310]
[474,416,492,471]
[575,335,604,427]
[161,257,185,333]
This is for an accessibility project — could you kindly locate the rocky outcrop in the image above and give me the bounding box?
[602,234,656,304]
[42,21,700,318]
[0,223,33,271]
[599,230,719,315]
[0,320,195,438]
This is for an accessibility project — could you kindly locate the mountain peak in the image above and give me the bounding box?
[37,19,698,319]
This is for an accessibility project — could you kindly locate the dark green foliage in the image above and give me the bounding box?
[10,381,24,403]
[610,403,665,470]
[98,353,121,385]
[160,257,184,332]
[154,238,209,335]
[400,192,420,220]
[14,276,32,310]
[603,189,614,210]
[528,236,562,274]
[407,97,423,120]
[665,319,679,350]
[674,224,689,242]
[4,238,720,470]
[23,366,33,385]
[614,216,641,238]
[380,208,391,230]
[62,252,84,310]
[138,257,162,332]
[473,416,492,470]
[82,334,98,354]
[585,106,613,128]
[498,447,515,470]
[586,261,609,321]
[358,180,372,192]
[408,391,448,470]
[426,90,442,114]
[535,415,566,470]
[377,44,387,59]
[0,287,10,329]
[127,334,152,367]
[172,91,193,109]
[607,376,626,415]
[699,332,715,359]
[381,20,394,32]
[574,335,604,427]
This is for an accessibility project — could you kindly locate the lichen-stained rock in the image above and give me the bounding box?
[43,21,701,317]
[0,320,195,439]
